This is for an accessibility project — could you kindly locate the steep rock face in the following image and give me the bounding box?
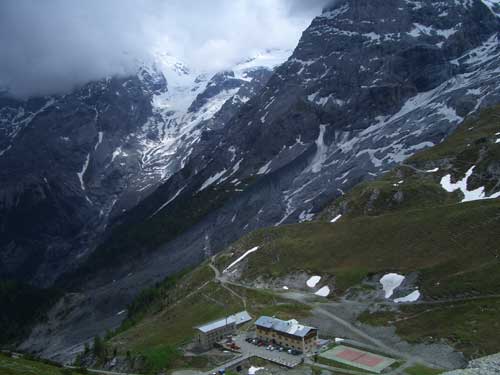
[0,76,156,285]
[100,0,500,269]
[0,52,281,286]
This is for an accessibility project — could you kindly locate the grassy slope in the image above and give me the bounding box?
[221,105,500,298]
[110,106,500,367]
[322,105,500,219]
[211,105,500,357]
[108,264,309,373]
[404,364,444,375]
[358,298,500,359]
[0,353,80,375]
[221,199,500,298]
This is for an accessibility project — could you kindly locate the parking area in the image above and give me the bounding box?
[231,335,303,368]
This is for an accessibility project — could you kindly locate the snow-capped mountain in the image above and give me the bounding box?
[10,0,500,362]
[0,49,291,285]
[134,49,291,194]
[108,0,500,257]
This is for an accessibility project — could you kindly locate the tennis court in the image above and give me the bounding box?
[319,345,396,373]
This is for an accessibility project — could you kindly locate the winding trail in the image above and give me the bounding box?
[209,263,248,309]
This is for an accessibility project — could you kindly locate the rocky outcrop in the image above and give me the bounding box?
[0,75,156,285]
[443,353,500,375]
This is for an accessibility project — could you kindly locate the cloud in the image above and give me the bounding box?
[0,0,330,99]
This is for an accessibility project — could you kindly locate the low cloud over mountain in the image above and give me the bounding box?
[0,0,331,98]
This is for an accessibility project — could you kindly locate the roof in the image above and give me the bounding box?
[195,311,252,333]
[255,316,316,338]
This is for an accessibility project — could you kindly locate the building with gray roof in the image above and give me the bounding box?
[255,316,318,353]
[195,311,252,350]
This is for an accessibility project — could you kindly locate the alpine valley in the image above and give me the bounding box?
[1,1,500,375]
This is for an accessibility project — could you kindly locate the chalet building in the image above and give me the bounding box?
[195,311,252,350]
[255,316,318,353]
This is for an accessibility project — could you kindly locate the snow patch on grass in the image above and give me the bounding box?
[330,214,342,223]
[248,366,265,375]
[315,286,331,297]
[223,246,260,273]
[380,273,405,299]
[307,276,321,288]
[440,166,500,202]
[394,290,421,303]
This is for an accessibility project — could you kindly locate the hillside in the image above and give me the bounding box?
[223,104,500,299]
[100,105,500,373]
[15,0,500,361]
[0,352,82,375]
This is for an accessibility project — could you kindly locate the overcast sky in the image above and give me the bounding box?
[0,0,332,99]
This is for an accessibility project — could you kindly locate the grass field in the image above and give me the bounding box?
[404,364,444,375]
[110,271,310,373]
[219,199,500,297]
[315,355,371,373]
[359,298,500,358]
[0,353,80,375]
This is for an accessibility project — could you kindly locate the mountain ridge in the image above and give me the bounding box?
[1,0,499,367]
[0,49,289,286]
